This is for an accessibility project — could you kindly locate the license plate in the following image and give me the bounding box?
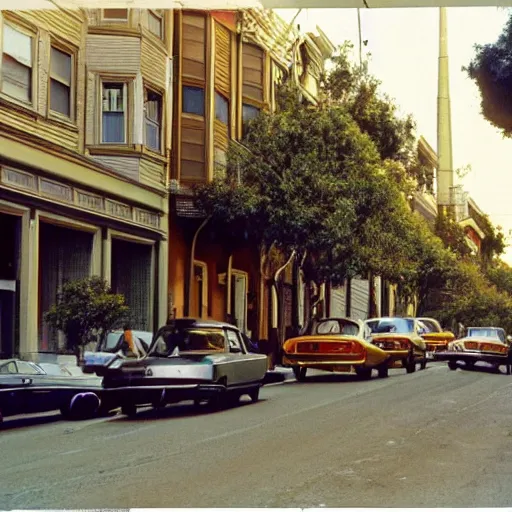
[333,365,351,373]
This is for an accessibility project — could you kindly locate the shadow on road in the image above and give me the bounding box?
[113,397,269,422]
[0,411,63,431]
[450,363,511,375]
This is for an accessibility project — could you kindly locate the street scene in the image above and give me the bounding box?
[2,2,512,510]
[3,363,512,509]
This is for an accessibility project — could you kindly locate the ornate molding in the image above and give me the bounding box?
[1,166,161,231]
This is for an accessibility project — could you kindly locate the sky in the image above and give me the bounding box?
[276,7,512,263]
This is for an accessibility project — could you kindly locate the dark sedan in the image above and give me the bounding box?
[0,359,103,422]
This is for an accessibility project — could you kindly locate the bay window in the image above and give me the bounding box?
[182,85,204,116]
[145,89,162,152]
[101,82,127,144]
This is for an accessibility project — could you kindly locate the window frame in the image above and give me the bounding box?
[101,9,129,22]
[148,10,164,40]
[214,91,229,126]
[144,87,163,153]
[193,260,208,319]
[0,21,36,107]
[48,42,75,122]
[182,85,205,118]
[99,80,129,145]
[241,102,260,139]
[225,328,246,354]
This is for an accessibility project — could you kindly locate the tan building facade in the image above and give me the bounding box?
[0,8,170,361]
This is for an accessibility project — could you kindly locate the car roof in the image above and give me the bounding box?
[162,318,236,329]
[468,326,503,330]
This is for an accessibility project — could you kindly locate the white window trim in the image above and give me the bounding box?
[48,44,75,122]
[230,269,248,334]
[0,21,36,108]
[100,81,128,145]
[144,88,163,153]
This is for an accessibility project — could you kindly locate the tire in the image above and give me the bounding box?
[377,364,389,378]
[293,366,307,382]
[121,404,137,417]
[355,367,372,380]
[420,355,427,370]
[249,386,260,402]
[448,360,457,371]
[406,349,416,374]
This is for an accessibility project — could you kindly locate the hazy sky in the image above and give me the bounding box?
[276,7,512,263]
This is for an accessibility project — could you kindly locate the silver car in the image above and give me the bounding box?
[92,319,268,417]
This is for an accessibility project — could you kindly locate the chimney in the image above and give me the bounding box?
[437,7,454,207]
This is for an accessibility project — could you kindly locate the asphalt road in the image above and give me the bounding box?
[2,362,512,509]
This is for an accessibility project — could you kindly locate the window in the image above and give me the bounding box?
[148,11,163,39]
[214,148,227,179]
[226,329,245,353]
[102,83,127,143]
[1,24,33,103]
[145,90,162,152]
[0,361,17,374]
[16,361,42,375]
[182,86,204,116]
[215,92,229,125]
[102,9,128,21]
[49,46,72,118]
[242,103,260,138]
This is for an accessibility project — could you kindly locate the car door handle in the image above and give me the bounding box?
[21,378,32,385]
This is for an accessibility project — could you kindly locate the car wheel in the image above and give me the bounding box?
[377,364,389,379]
[355,367,372,380]
[420,355,427,370]
[0,408,3,423]
[293,366,307,382]
[249,387,260,402]
[121,404,137,417]
[406,349,416,374]
[448,360,458,371]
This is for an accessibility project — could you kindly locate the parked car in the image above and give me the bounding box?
[82,329,152,374]
[85,318,269,417]
[364,317,428,374]
[434,326,510,371]
[282,317,391,381]
[406,317,455,359]
[0,359,103,423]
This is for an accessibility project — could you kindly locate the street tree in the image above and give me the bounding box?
[44,276,129,364]
[466,13,512,135]
[194,83,421,328]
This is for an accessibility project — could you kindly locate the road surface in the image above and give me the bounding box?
[1,362,512,509]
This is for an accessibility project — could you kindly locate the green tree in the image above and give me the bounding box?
[434,211,473,258]
[44,276,129,364]
[466,14,512,136]
[324,42,417,167]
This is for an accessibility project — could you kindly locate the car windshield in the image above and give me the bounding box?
[366,318,414,334]
[149,327,226,356]
[467,328,505,342]
[102,331,152,352]
[418,319,441,333]
[309,319,360,336]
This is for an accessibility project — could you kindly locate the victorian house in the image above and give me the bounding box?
[0,8,170,361]
[168,9,334,354]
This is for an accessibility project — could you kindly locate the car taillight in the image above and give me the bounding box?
[399,340,410,350]
[465,342,478,350]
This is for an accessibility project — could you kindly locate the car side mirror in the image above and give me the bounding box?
[230,346,242,354]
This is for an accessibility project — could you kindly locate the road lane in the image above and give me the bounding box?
[1,363,512,508]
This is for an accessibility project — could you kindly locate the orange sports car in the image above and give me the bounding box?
[282,317,391,381]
